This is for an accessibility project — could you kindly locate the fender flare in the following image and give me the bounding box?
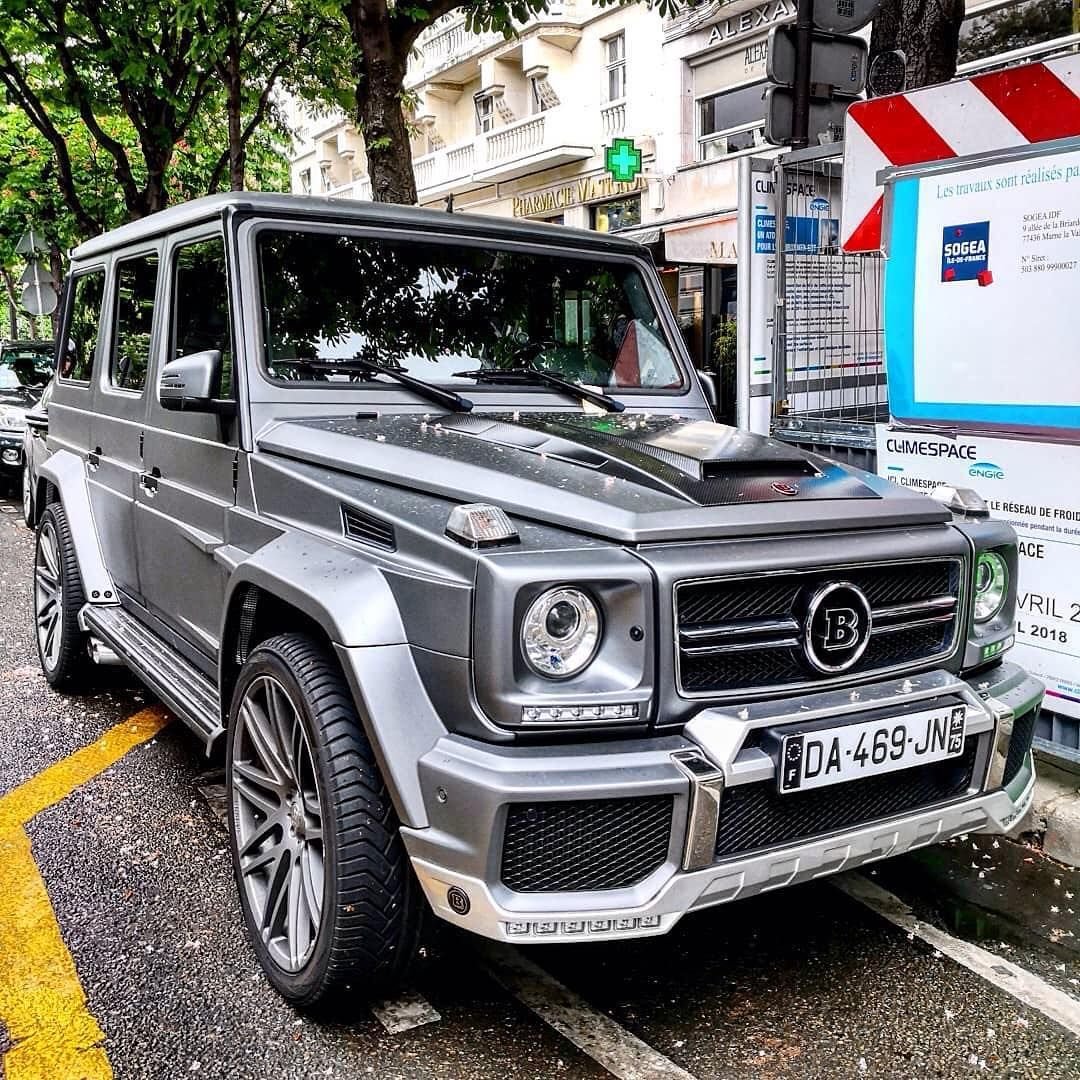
[220,528,408,657]
[38,449,116,602]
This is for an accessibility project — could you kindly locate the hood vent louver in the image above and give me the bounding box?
[341,505,396,551]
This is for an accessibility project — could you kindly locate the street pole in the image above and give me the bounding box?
[791,0,815,149]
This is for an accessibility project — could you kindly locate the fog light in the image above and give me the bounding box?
[1,449,18,464]
[521,702,638,723]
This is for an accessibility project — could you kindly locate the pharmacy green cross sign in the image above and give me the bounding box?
[605,138,643,183]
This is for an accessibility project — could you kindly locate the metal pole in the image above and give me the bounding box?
[791,0,815,150]
[735,156,752,431]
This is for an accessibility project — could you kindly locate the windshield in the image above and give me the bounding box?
[0,347,53,391]
[257,228,684,391]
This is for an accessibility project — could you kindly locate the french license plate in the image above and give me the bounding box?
[778,704,967,794]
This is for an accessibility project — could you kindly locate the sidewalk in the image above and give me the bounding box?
[1021,754,1080,868]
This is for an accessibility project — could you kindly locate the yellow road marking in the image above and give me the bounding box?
[0,708,168,831]
[0,707,169,1080]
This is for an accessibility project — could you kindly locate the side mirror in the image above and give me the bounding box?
[696,369,719,413]
[159,350,234,415]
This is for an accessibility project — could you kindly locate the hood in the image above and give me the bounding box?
[257,411,952,542]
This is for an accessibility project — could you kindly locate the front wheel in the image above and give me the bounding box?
[34,503,93,690]
[226,634,423,1008]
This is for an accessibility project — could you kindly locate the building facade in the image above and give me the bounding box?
[285,0,1077,416]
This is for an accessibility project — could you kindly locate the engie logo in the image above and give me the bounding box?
[941,221,991,283]
[969,461,1005,480]
[809,197,830,213]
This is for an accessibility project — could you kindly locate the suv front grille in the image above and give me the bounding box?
[675,559,963,697]
[500,795,674,893]
[713,735,980,859]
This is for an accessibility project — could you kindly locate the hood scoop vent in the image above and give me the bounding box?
[341,505,396,551]
[699,458,820,482]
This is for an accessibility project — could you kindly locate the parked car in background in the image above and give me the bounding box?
[0,339,54,493]
[21,378,52,527]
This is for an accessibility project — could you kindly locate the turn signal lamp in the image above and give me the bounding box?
[445,503,519,548]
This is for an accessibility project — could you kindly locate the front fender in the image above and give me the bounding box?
[38,449,116,602]
[221,528,408,650]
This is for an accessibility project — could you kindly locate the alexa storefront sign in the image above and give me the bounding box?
[706,0,795,46]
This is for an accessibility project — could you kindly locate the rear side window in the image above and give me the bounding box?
[111,253,159,392]
[59,271,105,383]
[172,237,234,398]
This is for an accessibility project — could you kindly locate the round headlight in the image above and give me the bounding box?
[521,587,601,679]
[974,551,1008,623]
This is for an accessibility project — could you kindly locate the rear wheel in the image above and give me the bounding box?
[34,503,93,690]
[21,463,34,528]
[226,634,423,1008]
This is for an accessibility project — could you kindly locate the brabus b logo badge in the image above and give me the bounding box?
[804,582,873,674]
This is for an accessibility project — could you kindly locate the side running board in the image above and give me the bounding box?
[81,605,224,753]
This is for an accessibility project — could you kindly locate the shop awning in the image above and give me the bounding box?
[615,226,662,246]
[663,213,738,264]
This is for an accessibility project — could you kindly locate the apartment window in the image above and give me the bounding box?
[530,76,560,114]
[319,161,333,191]
[299,168,311,195]
[475,94,495,134]
[958,0,1071,65]
[604,33,626,102]
[697,81,768,161]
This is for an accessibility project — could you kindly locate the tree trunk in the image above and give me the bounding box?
[349,1,417,204]
[870,0,966,90]
[225,0,245,190]
[48,244,65,338]
[140,145,173,216]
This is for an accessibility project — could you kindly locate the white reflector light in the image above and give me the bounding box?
[445,503,519,547]
[929,485,990,518]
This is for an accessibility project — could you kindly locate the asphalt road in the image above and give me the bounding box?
[1,484,1079,1080]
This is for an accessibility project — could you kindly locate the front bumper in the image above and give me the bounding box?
[402,661,1042,943]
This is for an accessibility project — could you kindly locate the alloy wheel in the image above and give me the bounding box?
[22,465,32,524]
[231,674,326,973]
[34,520,63,671]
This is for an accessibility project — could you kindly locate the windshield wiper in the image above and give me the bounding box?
[275,357,473,413]
[458,366,625,413]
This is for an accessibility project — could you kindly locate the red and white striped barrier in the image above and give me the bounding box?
[840,56,1080,252]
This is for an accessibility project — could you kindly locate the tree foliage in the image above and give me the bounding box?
[959,0,1072,63]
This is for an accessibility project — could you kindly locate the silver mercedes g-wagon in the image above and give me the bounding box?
[31,193,1041,1008]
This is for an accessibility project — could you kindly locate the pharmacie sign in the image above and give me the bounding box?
[512,174,647,218]
[706,0,795,45]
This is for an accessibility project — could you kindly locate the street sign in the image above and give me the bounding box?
[604,138,643,184]
[14,229,48,256]
[18,262,50,287]
[812,0,881,33]
[767,25,868,97]
[764,87,849,146]
[20,281,58,317]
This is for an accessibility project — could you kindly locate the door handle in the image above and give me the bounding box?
[139,471,159,497]
[86,449,100,472]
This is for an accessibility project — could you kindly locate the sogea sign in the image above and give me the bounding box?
[941,221,991,283]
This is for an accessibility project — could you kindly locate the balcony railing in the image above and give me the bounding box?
[600,101,626,136]
[407,2,585,84]
[486,115,547,164]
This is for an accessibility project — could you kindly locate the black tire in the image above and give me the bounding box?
[226,633,424,1009]
[34,502,94,690]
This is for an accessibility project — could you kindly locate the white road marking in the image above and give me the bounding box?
[370,990,442,1034]
[476,940,697,1080]
[836,872,1080,1039]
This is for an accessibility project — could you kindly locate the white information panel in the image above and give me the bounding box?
[876,425,1080,719]
[884,145,1080,432]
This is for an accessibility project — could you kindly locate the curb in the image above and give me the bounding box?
[1020,756,1080,868]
